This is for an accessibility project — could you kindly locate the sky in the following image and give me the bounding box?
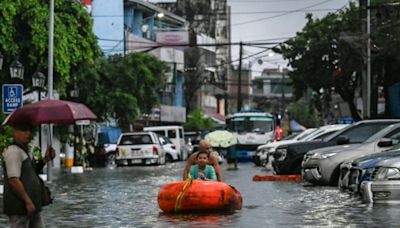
[227,0,353,76]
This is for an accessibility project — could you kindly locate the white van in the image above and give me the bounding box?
[143,126,187,160]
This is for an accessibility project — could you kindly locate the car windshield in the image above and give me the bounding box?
[119,134,154,145]
[324,122,400,143]
[295,128,317,141]
[163,136,173,144]
[230,119,274,133]
[281,133,299,140]
[364,124,400,143]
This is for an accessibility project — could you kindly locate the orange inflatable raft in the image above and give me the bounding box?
[252,174,302,182]
[158,179,243,213]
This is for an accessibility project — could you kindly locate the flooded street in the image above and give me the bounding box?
[2,162,400,227]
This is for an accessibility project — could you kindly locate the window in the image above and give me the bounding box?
[336,123,396,143]
[153,130,165,136]
[119,134,154,145]
[168,129,176,138]
[314,131,337,140]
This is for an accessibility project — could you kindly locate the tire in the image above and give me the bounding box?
[106,152,116,166]
[291,158,303,174]
[165,154,173,163]
[329,167,341,186]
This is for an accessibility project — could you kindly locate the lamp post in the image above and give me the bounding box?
[9,59,25,80]
[69,84,79,166]
[32,69,46,152]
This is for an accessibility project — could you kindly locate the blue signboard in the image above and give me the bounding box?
[2,84,23,113]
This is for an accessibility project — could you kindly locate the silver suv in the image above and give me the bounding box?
[115,132,166,166]
[302,122,400,186]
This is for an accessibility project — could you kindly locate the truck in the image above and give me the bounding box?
[226,110,276,161]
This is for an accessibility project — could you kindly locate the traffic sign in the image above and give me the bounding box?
[2,84,24,113]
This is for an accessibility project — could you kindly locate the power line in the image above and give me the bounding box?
[231,8,342,14]
[231,0,337,26]
[97,37,282,47]
[90,8,342,18]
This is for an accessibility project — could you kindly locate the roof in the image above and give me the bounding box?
[125,0,186,25]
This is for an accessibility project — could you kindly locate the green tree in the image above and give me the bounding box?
[278,1,400,120]
[277,4,362,120]
[75,53,166,129]
[0,0,100,95]
[286,99,320,128]
[184,109,214,131]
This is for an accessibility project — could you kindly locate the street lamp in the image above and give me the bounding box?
[9,59,24,80]
[69,83,79,166]
[32,70,46,90]
[70,82,79,98]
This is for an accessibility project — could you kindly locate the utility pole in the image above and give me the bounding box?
[280,66,285,114]
[237,42,243,112]
[360,0,371,119]
[47,0,55,182]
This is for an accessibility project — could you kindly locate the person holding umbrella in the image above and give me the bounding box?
[2,123,55,227]
[183,140,223,182]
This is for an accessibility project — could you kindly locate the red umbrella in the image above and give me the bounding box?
[3,99,97,126]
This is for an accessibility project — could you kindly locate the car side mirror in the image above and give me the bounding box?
[377,138,393,147]
[336,135,350,145]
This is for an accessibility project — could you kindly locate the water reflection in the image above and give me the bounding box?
[2,162,400,227]
[158,211,240,227]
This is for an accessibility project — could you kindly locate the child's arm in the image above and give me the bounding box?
[205,165,217,181]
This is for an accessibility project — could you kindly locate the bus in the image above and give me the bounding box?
[226,111,276,161]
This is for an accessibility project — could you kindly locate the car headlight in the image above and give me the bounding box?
[374,167,400,180]
[311,152,337,159]
[275,148,287,161]
[360,167,375,181]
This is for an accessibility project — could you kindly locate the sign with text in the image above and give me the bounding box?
[2,84,23,113]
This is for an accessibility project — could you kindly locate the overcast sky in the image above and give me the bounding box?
[227,0,353,76]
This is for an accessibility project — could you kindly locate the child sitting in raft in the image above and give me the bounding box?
[189,151,217,181]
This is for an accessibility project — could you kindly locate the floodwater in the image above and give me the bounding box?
[1,162,400,227]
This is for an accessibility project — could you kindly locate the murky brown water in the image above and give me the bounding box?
[1,162,400,227]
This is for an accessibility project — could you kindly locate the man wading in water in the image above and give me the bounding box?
[183,140,223,182]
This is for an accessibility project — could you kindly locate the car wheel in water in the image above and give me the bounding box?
[106,152,116,166]
[166,154,173,163]
[329,167,341,186]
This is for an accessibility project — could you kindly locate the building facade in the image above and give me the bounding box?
[154,0,231,117]
[251,68,293,113]
[87,0,188,125]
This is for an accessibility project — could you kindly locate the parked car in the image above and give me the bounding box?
[339,144,400,192]
[158,135,179,163]
[254,124,348,167]
[302,123,400,186]
[115,132,166,166]
[254,128,315,166]
[143,126,187,160]
[96,126,122,165]
[360,156,400,203]
[272,119,400,175]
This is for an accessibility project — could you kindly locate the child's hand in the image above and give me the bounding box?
[199,173,205,180]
